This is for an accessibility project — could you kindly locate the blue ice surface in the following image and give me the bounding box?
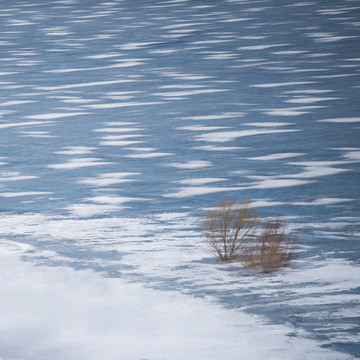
[0,0,359,357]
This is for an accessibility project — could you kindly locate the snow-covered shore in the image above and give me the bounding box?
[0,244,352,360]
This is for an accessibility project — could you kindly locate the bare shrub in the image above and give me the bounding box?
[203,199,259,261]
[242,219,298,273]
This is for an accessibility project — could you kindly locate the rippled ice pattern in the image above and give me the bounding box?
[0,0,359,357]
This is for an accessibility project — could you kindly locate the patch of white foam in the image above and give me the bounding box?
[168,160,212,169]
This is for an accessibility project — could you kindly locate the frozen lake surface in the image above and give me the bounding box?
[0,0,359,358]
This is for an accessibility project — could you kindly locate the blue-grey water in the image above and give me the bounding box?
[0,0,359,357]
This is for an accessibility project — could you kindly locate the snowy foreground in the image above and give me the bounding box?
[0,246,352,360]
[0,212,358,360]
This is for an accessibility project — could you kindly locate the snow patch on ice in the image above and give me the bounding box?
[194,129,299,142]
[318,117,360,123]
[66,203,126,217]
[78,172,140,187]
[0,121,56,129]
[0,191,51,197]
[247,153,305,161]
[175,178,229,186]
[165,186,242,198]
[25,112,88,120]
[125,152,174,158]
[55,146,97,155]
[193,145,245,151]
[48,158,113,170]
[251,81,315,88]
[168,160,212,169]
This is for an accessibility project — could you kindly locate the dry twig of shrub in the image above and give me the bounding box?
[203,199,259,261]
[242,219,298,273]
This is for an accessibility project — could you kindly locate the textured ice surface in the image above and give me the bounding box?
[0,0,359,358]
